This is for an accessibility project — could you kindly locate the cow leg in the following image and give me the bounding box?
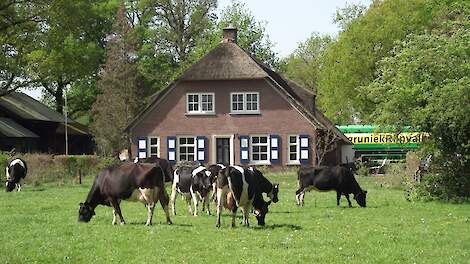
[170,183,178,215]
[216,188,225,228]
[300,192,305,206]
[190,187,198,216]
[158,188,172,225]
[203,195,211,215]
[110,199,125,225]
[16,183,21,192]
[184,193,193,215]
[240,207,249,227]
[146,202,155,226]
[211,183,217,202]
[112,209,118,225]
[231,206,238,228]
[336,191,341,207]
[344,194,352,208]
[295,187,305,206]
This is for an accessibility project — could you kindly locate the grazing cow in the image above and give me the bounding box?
[78,162,172,226]
[170,162,212,216]
[295,166,367,207]
[5,158,27,192]
[215,165,279,227]
[134,157,174,183]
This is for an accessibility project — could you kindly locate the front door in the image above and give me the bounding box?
[216,138,230,165]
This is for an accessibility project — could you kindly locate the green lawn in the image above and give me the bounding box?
[1,173,469,263]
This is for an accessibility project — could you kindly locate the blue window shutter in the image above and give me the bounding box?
[239,135,250,164]
[167,136,177,164]
[196,136,207,163]
[299,134,310,164]
[270,135,281,164]
[138,137,147,159]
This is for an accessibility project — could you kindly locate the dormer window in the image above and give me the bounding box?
[186,93,215,114]
[230,92,259,114]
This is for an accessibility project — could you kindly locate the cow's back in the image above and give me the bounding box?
[298,166,342,191]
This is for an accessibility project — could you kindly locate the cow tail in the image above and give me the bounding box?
[226,169,240,207]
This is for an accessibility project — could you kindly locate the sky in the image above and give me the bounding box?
[24,0,371,100]
[218,0,372,57]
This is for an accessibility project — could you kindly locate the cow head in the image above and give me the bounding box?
[354,190,367,207]
[253,200,271,226]
[5,180,16,192]
[268,184,279,203]
[78,202,95,222]
[192,167,212,197]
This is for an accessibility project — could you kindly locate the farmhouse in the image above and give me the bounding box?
[127,28,352,168]
[0,92,93,154]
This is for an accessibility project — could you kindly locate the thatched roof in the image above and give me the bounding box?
[181,42,268,80]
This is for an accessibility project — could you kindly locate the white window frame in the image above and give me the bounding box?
[230,92,260,114]
[287,135,300,165]
[250,135,270,165]
[177,136,197,162]
[147,137,160,158]
[186,93,215,114]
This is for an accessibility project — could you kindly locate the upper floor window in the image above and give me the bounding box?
[231,92,259,114]
[186,93,214,114]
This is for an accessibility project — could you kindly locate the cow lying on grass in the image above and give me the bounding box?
[296,166,367,207]
[5,158,27,192]
[215,165,279,227]
[78,162,172,226]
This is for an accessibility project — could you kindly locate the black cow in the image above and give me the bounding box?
[78,162,172,226]
[135,157,174,183]
[295,166,367,207]
[215,165,279,227]
[170,163,212,216]
[5,158,27,192]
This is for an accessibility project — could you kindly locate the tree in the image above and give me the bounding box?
[315,127,341,165]
[91,2,143,156]
[0,0,46,96]
[363,3,470,199]
[279,33,332,93]
[191,0,279,69]
[318,0,437,123]
[333,2,366,31]
[25,0,113,113]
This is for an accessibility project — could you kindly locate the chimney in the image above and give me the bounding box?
[222,26,237,43]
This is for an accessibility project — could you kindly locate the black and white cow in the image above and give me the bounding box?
[170,164,212,216]
[295,166,367,207]
[5,158,27,192]
[215,165,279,227]
[78,162,172,226]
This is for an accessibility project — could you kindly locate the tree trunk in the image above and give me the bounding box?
[55,84,64,114]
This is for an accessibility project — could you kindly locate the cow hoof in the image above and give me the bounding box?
[216,224,220,228]
[146,222,152,226]
[120,222,126,225]
[167,220,173,225]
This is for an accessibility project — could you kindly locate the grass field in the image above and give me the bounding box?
[1,172,469,263]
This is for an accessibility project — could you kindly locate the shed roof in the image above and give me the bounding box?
[0,92,73,123]
[0,118,39,138]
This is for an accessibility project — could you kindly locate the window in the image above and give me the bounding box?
[251,135,269,164]
[148,137,159,157]
[186,93,214,114]
[178,136,196,161]
[288,135,300,164]
[231,92,259,113]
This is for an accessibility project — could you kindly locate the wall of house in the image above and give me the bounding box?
[130,79,325,167]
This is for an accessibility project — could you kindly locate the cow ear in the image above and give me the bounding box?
[79,202,84,206]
